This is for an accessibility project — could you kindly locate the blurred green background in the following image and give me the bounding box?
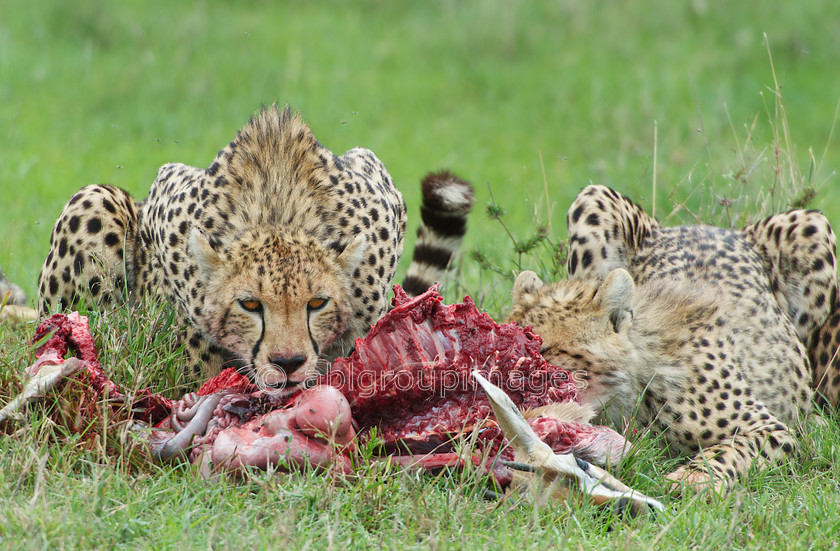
[2,0,838,309]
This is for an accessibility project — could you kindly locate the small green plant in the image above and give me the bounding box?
[468,183,567,318]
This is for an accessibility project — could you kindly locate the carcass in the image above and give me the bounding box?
[1,286,662,514]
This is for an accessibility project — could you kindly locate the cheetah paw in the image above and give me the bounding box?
[665,466,727,496]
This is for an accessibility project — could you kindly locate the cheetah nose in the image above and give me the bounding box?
[270,354,307,373]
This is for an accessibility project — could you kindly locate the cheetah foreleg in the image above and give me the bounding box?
[666,412,796,495]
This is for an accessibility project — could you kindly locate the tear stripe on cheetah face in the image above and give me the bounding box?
[190,227,366,388]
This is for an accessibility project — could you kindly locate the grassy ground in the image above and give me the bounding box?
[2,0,840,549]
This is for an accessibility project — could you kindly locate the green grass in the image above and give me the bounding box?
[3,0,839,305]
[2,0,840,548]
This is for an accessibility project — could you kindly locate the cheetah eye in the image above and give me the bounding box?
[239,298,262,312]
[307,298,328,310]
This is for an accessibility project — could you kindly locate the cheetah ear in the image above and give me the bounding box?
[595,268,635,333]
[513,271,545,304]
[190,228,223,280]
[336,233,367,274]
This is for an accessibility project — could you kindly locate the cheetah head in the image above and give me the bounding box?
[189,227,366,392]
[508,269,635,342]
[508,269,637,402]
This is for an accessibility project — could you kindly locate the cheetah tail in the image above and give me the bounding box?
[401,171,475,296]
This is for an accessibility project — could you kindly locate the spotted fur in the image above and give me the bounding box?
[1,268,27,306]
[510,184,839,493]
[38,106,473,391]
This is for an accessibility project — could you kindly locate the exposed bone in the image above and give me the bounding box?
[472,370,664,515]
[0,357,83,424]
[523,401,595,423]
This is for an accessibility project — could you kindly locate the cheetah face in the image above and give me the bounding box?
[508,269,635,348]
[190,228,365,392]
[508,269,637,405]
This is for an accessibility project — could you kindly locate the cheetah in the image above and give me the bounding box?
[1,268,27,306]
[0,269,37,322]
[37,105,474,393]
[508,184,840,493]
